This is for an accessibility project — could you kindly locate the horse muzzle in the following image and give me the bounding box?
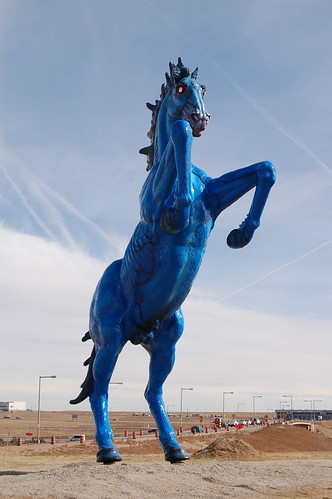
[189,111,210,137]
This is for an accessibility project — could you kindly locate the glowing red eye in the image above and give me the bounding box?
[177,84,186,94]
[201,86,206,96]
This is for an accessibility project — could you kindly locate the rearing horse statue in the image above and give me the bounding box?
[70,58,276,464]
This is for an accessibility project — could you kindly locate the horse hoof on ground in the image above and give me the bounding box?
[96,447,123,464]
[227,228,252,249]
[164,444,190,463]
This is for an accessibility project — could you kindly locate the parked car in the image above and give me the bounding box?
[70,434,83,441]
[191,425,204,433]
[147,428,157,433]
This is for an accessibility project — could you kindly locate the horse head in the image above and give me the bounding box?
[140,57,210,170]
[167,76,210,137]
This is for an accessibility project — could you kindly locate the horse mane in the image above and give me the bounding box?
[139,57,198,171]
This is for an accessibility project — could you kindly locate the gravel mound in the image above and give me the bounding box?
[192,435,261,460]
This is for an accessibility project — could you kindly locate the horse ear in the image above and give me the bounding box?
[191,67,199,79]
[169,62,180,82]
[177,57,184,69]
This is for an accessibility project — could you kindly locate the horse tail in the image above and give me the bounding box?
[69,332,95,405]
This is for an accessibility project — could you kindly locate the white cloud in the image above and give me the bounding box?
[0,0,331,416]
[1,225,330,413]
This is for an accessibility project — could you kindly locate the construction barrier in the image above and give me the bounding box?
[124,430,128,437]
[139,429,144,436]
[51,436,56,444]
[17,437,23,446]
[80,435,85,443]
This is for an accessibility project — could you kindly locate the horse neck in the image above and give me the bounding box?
[153,95,173,164]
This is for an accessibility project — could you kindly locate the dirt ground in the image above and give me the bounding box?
[1,415,332,498]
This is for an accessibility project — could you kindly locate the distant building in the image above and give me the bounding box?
[275,409,332,421]
[0,401,26,412]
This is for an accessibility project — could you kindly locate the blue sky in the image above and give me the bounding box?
[0,0,331,416]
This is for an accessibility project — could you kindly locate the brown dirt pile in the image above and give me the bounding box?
[241,424,332,453]
[192,434,261,460]
[191,424,332,461]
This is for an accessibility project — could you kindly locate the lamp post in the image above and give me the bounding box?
[313,399,322,429]
[304,399,313,421]
[237,403,244,414]
[280,402,289,420]
[222,391,234,418]
[180,388,193,428]
[37,375,56,444]
[283,395,293,421]
[252,395,262,419]
[167,404,175,415]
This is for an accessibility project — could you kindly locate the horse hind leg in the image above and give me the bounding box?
[89,343,124,464]
[142,312,189,463]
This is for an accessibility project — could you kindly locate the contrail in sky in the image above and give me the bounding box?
[215,68,332,176]
[0,163,58,242]
[146,0,332,177]
[218,239,332,302]
[30,180,78,251]
[0,148,124,257]
[38,178,124,256]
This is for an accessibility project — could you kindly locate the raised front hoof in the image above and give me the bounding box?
[164,445,190,464]
[227,229,252,249]
[96,447,123,464]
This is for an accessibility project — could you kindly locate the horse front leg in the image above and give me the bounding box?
[142,312,189,463]
[160,120,193,233]
[205,161,276,248]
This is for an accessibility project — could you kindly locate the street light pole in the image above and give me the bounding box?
[222,391,234,418]
[283,394,293,421]
[37,375,56,444]
[304,399,313,421]
[252,395,262,419]
[180,388,193,428]
[313,399,322,430]
[237,403,244,414]
[167,404,175,415]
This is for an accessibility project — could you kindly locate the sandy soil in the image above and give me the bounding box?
[1,424,332,498]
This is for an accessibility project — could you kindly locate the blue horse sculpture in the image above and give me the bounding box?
[70,58,276,464]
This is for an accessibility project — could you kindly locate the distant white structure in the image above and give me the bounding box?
[0,401,26,411]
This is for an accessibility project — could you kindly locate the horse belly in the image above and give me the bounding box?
[121,223,208,326]
[149,246,202,315]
